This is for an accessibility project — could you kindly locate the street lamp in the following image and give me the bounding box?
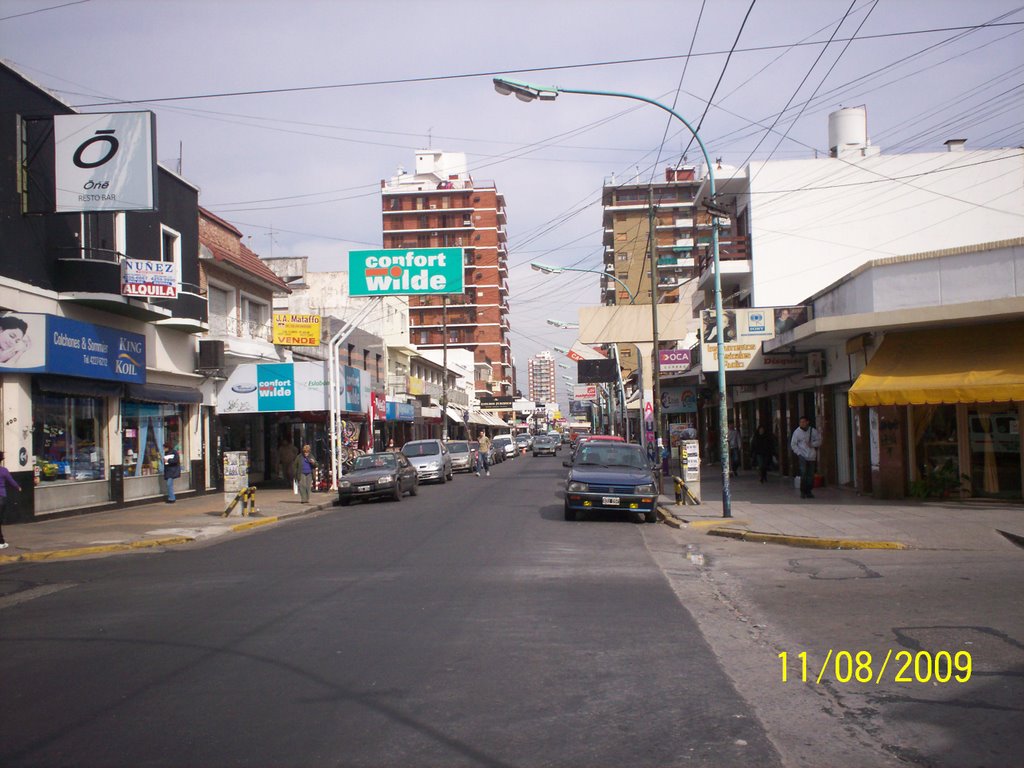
[499,77,732,517]
[546,318,579,330]
[531,261,635,304]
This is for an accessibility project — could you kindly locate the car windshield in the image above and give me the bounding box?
[404,442,439,457]
[576,445,648,468]
[493,437,511,446]
[448,443,469,453]
[354,454,396,471]
[516,436,529,442]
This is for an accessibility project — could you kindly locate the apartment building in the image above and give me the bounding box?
[527,351,556,405]
[381,151,512,400]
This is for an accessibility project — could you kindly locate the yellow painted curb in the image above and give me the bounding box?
[686,518,750,529]
[707,527,908,550]
[0,535,195,565]
[230,516,279,532]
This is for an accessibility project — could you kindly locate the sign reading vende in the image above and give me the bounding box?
[349,248,464,296]
[122,259,177,298]
[272,313,321,346]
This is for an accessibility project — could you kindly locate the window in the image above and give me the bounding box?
[617,251,629,261]
[419,331,429,345]
[120,402,188,478]
[240,296,269,339]
[33,395,106,483]
[207,284,231,335]
[160,224,182,289]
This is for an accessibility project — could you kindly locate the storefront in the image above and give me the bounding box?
[849,323,1024,499]
[216,360,370,486]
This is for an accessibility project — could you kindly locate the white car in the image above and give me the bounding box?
[402,439,453,483]
[492,435,517,460]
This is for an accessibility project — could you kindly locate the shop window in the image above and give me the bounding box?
[911,404,960,494]
[120,402,188,478]
[33,395,106,483]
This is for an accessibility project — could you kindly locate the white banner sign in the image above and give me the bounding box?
[572,384,598,401]
[567,340,606,361]
[54,112,156,212]
[121,259,177,298]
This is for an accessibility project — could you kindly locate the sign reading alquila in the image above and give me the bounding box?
[348,248,464,296]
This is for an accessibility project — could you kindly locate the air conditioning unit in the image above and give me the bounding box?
[806,351,825,378]
[197,339,225,375]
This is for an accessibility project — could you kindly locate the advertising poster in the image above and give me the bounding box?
[272,313,321,346]
[217,362,367,414]
[121,259,177,298]
[0,312,145,383]
[660,386,697,414]
[700,307,809,373]
[349,248,464,296]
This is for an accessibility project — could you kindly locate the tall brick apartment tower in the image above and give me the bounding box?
[381,151,512,399]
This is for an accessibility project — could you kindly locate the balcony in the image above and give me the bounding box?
[696,235,753,292]
[208,313,273,342]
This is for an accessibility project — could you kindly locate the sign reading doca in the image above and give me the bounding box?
[349,248,464,296]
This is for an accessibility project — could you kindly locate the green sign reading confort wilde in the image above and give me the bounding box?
[349,248,464,296]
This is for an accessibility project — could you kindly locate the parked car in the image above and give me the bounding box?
[446,440,476,473]
[563,441,660,523]
[532,434,559,457]
[492,434,517,461]
[402,439,453,483]
[515,433,533,451]
[569,434,626,462]
[337,451,418,506]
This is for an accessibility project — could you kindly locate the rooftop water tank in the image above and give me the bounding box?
[828,107,867,157]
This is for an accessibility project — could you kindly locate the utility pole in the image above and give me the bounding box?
[647,186,664,456]
[441,294,449,441]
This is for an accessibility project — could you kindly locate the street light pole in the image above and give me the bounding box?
[531,261,636,304]
[499,78,732,517]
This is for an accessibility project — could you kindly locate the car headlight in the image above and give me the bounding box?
[425,462,439,470]
[377,475,394,484]
[338,481,351,489]
[635,483,657,494]
[567,481,589,492]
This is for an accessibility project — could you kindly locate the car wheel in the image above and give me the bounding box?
[409,478,418,496]
[644,509,658,523]
[393,482,402,502]
[446,466,453,481]
[532,452,538,457]
[564,502,575,522]
[339,498,351,507]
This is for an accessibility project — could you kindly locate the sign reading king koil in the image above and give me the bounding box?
[348,248,464,296]
[272,313,321,346]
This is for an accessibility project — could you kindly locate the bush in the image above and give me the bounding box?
[909,460,968,499]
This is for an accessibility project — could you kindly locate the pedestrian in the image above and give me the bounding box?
[477,431,491,476]
[387,438,396,451]
[790,416,822,498]
[162,442,181,503]
[292,444,318,503]
[751,425,775,483]
[727,424,741,476]
[0,450,22,549]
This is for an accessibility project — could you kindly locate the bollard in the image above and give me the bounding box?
[222,485,258,517]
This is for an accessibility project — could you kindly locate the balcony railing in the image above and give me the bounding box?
[209,313,273,342]
[696,235,751,276]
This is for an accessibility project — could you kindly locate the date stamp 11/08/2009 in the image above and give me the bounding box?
[779,650,973,685]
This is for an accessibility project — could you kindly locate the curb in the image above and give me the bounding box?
[0,500,336,567]
[0,535,195,565]
[706,526,909,550]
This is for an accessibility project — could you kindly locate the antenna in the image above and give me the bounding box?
[427,127,433,149]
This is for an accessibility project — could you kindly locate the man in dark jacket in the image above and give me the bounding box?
[163,442,181,503]
[751,426,775,484]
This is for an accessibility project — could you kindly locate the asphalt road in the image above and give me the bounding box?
[0,454,779,768]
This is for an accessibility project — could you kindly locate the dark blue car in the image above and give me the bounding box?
[563,442,660,523]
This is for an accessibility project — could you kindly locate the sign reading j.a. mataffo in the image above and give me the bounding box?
[54,112,156,212]
[348,249,464,296]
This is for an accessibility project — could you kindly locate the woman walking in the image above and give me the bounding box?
[0,451,23,549]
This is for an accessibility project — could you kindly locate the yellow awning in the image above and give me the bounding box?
[848,322,1024,407]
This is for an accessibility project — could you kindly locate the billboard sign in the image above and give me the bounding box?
[121,259,177,298]
[572,384,598,402]
[700,306,810,373]
[0,312,145,383]
[479,396,514,410]
[348,248,464,296]
[660,386,697,414]
[566,340,606,361]
[216,362,368,414]
[272,313,321,346]
[54,112,157,212]
[577,358,617,383]
[658,348,692,373]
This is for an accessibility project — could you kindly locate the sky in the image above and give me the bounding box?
[2,0,1022,409]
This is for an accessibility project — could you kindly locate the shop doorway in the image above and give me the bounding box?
[967,406,1021,499]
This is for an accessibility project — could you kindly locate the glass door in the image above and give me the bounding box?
[967,405,1021,499]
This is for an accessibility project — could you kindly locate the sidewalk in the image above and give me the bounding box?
[0,487,336,565]
[658,466,1024,551]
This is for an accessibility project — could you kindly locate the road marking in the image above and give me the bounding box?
[0,583,77,610]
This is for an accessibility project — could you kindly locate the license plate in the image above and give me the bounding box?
[602,496,620,506]
[357,485,371,492]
